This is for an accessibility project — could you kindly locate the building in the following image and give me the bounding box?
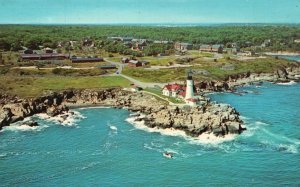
[121,57,130,63]
[199,44,223,53]
[132,41,147,51]
[199,45,211,52]
[97,65,117,69]
[211,45,223,53]
[162,71,198,106]
[185,70,198,106]
[128,60,142,67]
[154,40,173,44]
[43,47,54,54]
[261,39,271,48]
[224,48,238,55]
[174,42,193,51]
[21,53,69,61]
[162,83,185,98]
[71,57,104,63]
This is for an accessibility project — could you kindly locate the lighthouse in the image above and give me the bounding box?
[185,70,194,100]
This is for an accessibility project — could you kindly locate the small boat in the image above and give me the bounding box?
[163,152,173,159]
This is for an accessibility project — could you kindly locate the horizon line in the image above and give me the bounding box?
[1,22,300,26]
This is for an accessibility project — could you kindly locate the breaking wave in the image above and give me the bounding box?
[125,114,237,145]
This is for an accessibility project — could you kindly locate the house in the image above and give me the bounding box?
[199,44,212,52]
[154,40,173,44]
[162,83,185,98]
[174,42,193,51]
[128,60,142,67]
[71,57,104,63]
[121,37,134,42]
[44,47,54,54]
[211,45,223,53]
[132,41,147,51]
[261,39,271,48]
[121,57,130,63]
[224,48,238,54]
[199,44,223,53]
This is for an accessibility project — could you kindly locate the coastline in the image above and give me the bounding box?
[1,65,300,139]
[264,52,300,56]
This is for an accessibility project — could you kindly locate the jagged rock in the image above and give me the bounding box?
[0,108,13,129]
[23,120,39,127]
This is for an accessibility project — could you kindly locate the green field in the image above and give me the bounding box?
[0,76,132,98]
[123,57,298,82]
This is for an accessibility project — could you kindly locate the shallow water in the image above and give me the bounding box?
[0,83,300,186]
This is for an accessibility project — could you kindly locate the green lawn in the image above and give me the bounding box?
[144,88,185,104]
[140,56,177,66]
[0,76,132,98]
[123,57,298,82]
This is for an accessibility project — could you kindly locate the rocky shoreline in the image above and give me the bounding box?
[197,66,300,92]
[0,88,245,137]
[1,65,299,138]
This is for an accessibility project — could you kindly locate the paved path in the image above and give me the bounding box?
[104,58,125,74]
[104,58,166,88]
[120,74,166,88]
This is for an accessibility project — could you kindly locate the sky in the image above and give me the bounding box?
[0,0,300,24]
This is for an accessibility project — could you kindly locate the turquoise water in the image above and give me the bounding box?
[0,83,300,186]
[277,55,300,62]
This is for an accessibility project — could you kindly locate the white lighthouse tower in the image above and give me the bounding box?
[185,70,197,106]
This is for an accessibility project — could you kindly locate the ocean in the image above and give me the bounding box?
[0,82,299,186]
[278,55,300,62]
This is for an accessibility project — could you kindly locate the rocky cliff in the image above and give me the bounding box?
[0,89,245,137]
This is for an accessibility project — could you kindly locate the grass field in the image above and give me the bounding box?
[0,76,132,98]
[144,87,185,104]
[123,57,297,82]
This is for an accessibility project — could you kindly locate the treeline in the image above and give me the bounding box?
[0,24,300,52]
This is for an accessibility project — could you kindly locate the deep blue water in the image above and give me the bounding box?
[0,83,300,186]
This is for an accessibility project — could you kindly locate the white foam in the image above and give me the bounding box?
[35,110,86,127]
[125,116,237,145]
[278,144,298,154]
[277,81,297,85]
[2,124,45,132]
[255,121,269,126]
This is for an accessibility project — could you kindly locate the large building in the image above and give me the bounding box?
[174,42,193,51]
[199,44,223,53]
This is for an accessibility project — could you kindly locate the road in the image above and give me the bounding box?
[104,58,124,74]
[104,58,166,88]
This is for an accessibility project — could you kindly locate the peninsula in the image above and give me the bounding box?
[1,25,300,139]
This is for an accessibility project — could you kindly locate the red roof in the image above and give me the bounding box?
[164,83,184,91]
[179,91,186,97]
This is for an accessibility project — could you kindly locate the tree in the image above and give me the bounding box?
[24,38,42,50]
[0,53,3,64]
[0,39,11,51]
